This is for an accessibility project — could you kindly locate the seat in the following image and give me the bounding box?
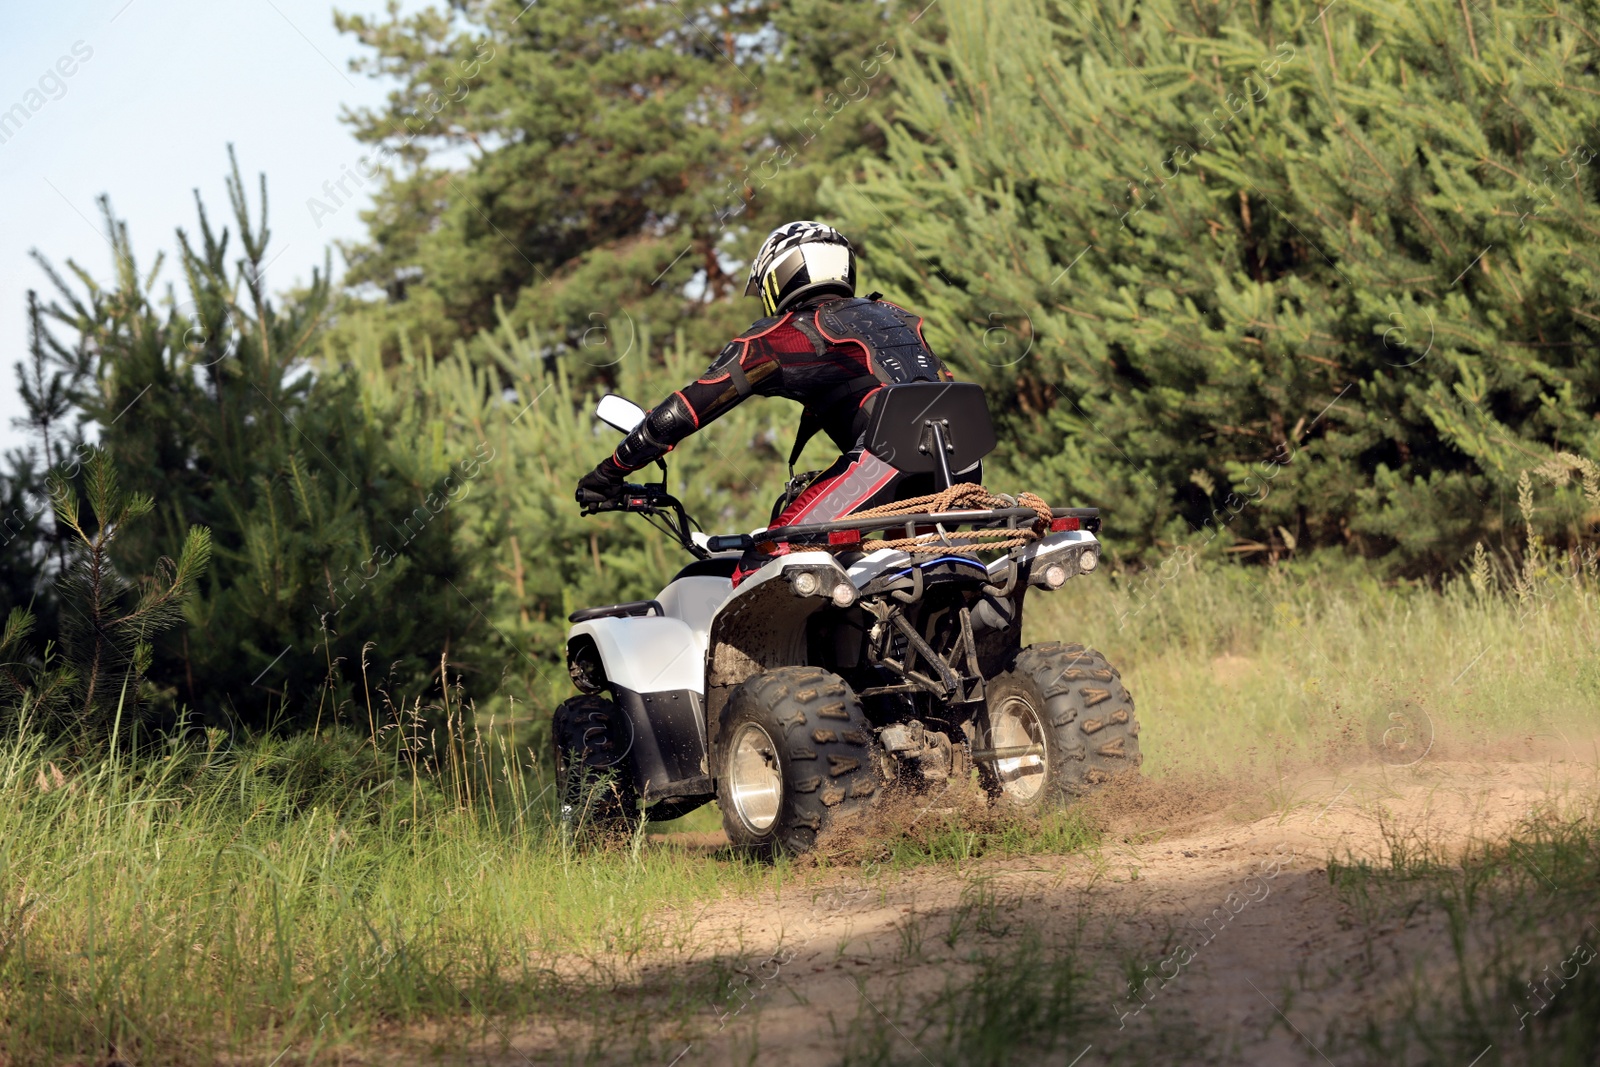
[567,599,662,624]
[673,557,740,581]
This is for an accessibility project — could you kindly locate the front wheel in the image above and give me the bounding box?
[978,643,1141,810]
[553,694,638,834]
[716,667,883,859]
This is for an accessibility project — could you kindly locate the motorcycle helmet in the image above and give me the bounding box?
[744,221,856,316]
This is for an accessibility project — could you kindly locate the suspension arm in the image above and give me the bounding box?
[888,610,963,699]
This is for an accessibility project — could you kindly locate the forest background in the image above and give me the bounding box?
[3,0,1596,745]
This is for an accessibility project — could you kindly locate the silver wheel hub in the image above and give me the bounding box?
[991,695,1047,801]
[728,722,783,832]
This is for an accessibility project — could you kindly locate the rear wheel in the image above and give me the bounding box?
[716,667,883,859]
[978,643,1141,810]
[553,694,638,833]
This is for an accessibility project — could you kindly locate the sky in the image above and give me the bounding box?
[0,0,419,455]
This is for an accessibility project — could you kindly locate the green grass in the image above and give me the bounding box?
[0,726,775,1066]
[1028,550,1600,778]
[882,809,1100,869]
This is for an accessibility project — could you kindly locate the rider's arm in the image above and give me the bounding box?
[607,327,785,473]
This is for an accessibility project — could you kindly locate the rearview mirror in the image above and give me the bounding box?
[595,394,646,434]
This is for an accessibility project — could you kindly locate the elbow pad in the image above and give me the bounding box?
[614,392,698,471]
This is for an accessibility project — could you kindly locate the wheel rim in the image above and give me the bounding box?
[728,722,783,832]
[990,694,1047,802]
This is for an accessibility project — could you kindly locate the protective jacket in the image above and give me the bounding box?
[606,294,951,478]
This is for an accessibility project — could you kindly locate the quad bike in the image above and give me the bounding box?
[555,382,1140,856]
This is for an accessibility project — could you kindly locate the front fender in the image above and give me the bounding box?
[568,615,705,695]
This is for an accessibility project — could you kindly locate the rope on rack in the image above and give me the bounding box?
[841,483,1054,556]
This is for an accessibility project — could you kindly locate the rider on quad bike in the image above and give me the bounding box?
[574,221,974,581]
[561,222,1140,856]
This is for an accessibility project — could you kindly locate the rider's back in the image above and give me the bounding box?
[689,294,952,457]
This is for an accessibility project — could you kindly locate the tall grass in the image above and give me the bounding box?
[1030,542,1599,778]
[0,718,771,1066]
[1049,463,1600,778]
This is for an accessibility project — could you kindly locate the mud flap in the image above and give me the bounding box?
[613,687,711,799]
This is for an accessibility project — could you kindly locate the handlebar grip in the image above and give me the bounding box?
[705,534,753,553]
[580,492,649,515]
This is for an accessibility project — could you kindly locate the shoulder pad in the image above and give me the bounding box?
[732,313,787,340]
[834,296,920,324]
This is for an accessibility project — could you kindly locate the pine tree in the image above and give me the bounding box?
[330,0,917,373]
[0,291,91,612]
[21,151,488,730]
[830,0,1600,574]
[47,449,211,738]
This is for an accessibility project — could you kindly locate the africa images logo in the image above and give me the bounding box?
[0,41,94,147]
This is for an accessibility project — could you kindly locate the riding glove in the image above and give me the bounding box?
[575,458,629,505]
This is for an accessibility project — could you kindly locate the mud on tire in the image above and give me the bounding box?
[978,643,1141,810]
[716,666,884,859]
[553,694,637,832]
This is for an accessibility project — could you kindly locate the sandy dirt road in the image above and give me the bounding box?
[435,736,1599,1066]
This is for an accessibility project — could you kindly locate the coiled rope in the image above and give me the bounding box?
[842,483,1055,556]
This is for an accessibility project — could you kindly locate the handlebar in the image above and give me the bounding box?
[582,482,713,560]
[581,482,677,515]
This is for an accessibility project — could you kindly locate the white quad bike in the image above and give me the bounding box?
[555,382,1141,856]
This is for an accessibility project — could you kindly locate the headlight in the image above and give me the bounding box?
[831,582,857,608]
[792,571,820,596]
[1042,563,1067,589]
[1079,548,1098,573]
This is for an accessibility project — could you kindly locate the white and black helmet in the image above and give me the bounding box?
[744,221,856,316]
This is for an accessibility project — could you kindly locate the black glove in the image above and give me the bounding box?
[576,458,628,506]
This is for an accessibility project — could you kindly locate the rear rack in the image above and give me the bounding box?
[705,508,1100,553]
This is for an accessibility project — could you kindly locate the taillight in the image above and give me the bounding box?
[828,528,862,546]
[1050,516,1080,532]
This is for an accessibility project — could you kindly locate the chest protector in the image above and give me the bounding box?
[813,298,943,384]
[786,298,946,475]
